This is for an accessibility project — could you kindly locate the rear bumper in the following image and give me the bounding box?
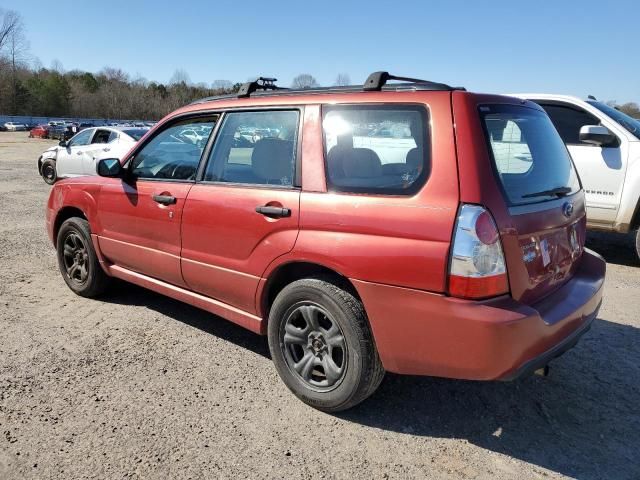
[352,248,606,380]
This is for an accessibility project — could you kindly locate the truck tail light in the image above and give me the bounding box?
[448,204,509,299]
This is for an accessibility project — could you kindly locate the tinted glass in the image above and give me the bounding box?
[68,129,93,147]
[537,104,600,144]
[130,117,217,181]
[204,110,299,186]
[322,105,429,194]
[586,100,640,140]
[123,128,148,141]
[481,104,580,205]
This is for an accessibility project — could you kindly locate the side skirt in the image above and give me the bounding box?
[105,264,264,335]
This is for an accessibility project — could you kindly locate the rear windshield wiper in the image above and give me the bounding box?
[521,186,573,199]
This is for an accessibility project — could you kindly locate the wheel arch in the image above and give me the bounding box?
[53,206,89,245]
[259,261,362,330]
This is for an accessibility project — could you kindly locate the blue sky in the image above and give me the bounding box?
[3,0,639,102]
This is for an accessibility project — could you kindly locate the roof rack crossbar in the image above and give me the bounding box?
[237,77,288,98]
[363,71,455,92]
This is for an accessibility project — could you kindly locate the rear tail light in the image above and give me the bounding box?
[448,204,508,299]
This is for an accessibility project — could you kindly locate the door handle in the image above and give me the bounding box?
[76,151,83,155]
[153,194,177,205]
[103,148,110,152]
[255,205,291,217]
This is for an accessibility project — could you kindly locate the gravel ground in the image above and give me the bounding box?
[0,131,639,479]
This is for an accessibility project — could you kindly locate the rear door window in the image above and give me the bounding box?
[322,105,430,194]
[480,104,580,205]
[203,110,299,187]
[92,129,112,144]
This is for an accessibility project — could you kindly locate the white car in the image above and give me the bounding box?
[38,126,148,184]
[512,94,640,260]
[4,121,27,131]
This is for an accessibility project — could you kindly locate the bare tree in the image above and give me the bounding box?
[334,73,351,86]
[169,68,191,85]
[0,9,21,53]
[50,59,64,74]
[1,10,28,114]
[212,79,233,90]
[291,74,319,89]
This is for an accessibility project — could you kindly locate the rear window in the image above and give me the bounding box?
[480,104,580,206]
[322,105,430,194]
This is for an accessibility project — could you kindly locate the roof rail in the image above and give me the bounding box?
[237,77,287,98]
[363,71,458,92]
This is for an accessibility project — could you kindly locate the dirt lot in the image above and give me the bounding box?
[0,131,639,479]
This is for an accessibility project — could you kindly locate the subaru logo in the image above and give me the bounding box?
[562,202,574,218]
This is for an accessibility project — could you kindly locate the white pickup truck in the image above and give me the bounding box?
[512,94,640,261]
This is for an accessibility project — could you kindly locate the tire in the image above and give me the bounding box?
[41,159,57,185]
[56,217,110,298]
[634,228,640,262]
[267,277,385,412]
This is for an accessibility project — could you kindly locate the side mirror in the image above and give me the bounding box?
[58,140,67,147]
[97,158,123,177]
[579,125,617,147]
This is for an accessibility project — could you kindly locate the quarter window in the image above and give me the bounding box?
[322,105,430,194]
[204,110,299,186]
[129,116,217,181]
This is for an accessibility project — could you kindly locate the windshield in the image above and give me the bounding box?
[480,104,580,206]
[586,100,640,140]
[123,128,148,141]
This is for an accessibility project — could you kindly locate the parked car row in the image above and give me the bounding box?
[2,119,157,134]
[44,72,609,412]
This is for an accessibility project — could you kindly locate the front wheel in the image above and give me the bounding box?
[41,159,57,185]
[267,278,385,412]
[56,217,111,298]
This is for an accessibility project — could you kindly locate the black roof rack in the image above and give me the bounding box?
[189,71,463,105]
[237,77,287,98]
[363,71,457,92]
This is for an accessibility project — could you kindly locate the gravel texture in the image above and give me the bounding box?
[0,132,639,479]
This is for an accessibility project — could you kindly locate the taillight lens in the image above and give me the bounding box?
[449,204,508,299]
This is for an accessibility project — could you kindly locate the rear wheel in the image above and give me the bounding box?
[634,228,640,262]
[41,159,57,185]
[267,277,385,412]
[56,217,110,298]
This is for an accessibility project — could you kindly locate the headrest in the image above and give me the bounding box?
[410,121,423,142]
[341,148,382,178]
[406,147,422,170]
[251,138,294,183]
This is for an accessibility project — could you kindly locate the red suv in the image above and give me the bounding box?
[46,72,606,411]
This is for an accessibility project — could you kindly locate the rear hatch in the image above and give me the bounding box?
[479,103,585,305]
